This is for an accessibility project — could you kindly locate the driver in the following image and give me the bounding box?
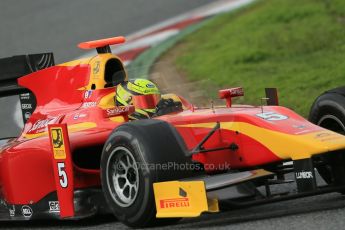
[115,79,183,120]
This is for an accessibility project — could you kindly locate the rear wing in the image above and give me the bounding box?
[0,53,54,123]
[0,53,54,96]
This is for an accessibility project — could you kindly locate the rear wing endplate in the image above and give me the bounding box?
[0,53,54,96]
[0,53,54,123]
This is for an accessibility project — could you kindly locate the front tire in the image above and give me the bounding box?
[100,119,200,227]
[309,87,345,134]
[309,87,345,185]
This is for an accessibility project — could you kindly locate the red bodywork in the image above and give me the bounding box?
[0,50,336,212]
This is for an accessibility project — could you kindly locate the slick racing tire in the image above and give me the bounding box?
[309,87,345,185]
[309,87,345,134]
[100,119,201,227]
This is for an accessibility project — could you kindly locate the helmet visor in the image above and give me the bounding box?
[132,94,160,109]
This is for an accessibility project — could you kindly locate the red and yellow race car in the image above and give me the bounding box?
[0,36,345,228]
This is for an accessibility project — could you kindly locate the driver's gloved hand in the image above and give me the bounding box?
[154,98,183,117]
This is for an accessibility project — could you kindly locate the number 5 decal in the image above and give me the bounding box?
[256,112,288,121]
[57,162,68,188]
[48,124,75,218]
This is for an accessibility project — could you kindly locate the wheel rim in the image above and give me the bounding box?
[106,146,139,207]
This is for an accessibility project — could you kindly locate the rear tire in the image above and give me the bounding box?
[100,119,200,227]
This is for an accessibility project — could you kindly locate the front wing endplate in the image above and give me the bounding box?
[153,181,218,218]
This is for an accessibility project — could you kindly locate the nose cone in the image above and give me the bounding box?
[222,121,345,161]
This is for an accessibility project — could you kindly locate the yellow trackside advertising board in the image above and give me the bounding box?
[153,181,218,218]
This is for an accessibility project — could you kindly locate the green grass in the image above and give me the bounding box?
[173,0,345,116]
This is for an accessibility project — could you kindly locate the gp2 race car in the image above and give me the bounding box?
[1,36,345,228]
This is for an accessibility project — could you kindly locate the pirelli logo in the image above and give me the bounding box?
[50,127,66,159]
[160,197,190,209]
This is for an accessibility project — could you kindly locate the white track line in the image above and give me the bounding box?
[79,0,255,60]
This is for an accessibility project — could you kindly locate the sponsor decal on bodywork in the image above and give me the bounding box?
[50,127,66,159]
[314,132,343,142]
[315,132,332,138]
[93,61,100,74]
[105,106,131,117]
[228,87,244,97]
[24,112,32,120]
[84,90,92,99]
[295,171,313,179]
[160,197,190,209]
[20,93,30,100]
[28,116,62,134]
[49,201,60,213]
[256,112,288,121]
[9,205,15,217]
[21,205,32,218]
[103,106,135,118]
[19,92,36,123]
[73,113,88,120]
[21,104,32,109]
[81,101,97,108]
[292,124,306,129]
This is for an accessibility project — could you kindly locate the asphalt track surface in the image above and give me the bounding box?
[1,1,345,230]
[0,0,213,137]
[2,191,345,230]
[0,0,212,62]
